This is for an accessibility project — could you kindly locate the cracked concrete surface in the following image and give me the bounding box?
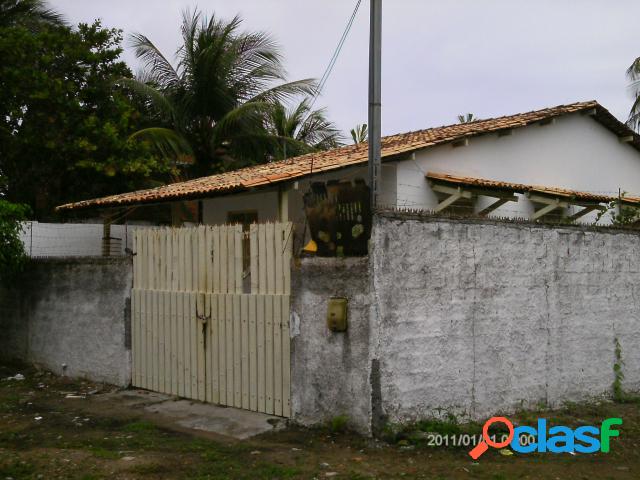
[97,390,285,439]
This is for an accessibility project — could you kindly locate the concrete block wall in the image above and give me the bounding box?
[371,213,640,424]
[290,257,372,434]
[0,257,133,386]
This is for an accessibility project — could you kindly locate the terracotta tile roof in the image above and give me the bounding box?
[57,100,638,211]
[426,172,615,204]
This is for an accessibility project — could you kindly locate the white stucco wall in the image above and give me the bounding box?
[394,114,640,223]
[371,214,640,423]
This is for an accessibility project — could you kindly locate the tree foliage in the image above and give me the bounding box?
[266,99,342,160]
[0,199,29,285]
[627,57,640,131]
[350,124,368,144]
[0,19,170,219]
[457,113,479,123]
[0,0,65,29]
[124,9,322,177]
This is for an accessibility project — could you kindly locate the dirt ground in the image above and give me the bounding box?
[0,362,638,479]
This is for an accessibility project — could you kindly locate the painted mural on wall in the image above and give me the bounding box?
[302,179,371,256]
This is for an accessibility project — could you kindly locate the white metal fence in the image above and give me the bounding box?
[19,222,142,258]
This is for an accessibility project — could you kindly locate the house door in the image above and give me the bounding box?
[131,222,293,418]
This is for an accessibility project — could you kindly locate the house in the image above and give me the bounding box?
[58,100,640,230]
[11,100,637,434]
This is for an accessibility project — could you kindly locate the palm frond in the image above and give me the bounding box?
[130,128,193,161]
[116,78,178,124]
[129,33,181,89]
[250,79,317,104]
[0,0,65,28]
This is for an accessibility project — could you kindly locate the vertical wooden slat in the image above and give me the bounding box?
[206,227,213,293]
[218,293,227,405]
[257,294,266,413]
[241,294,249,409]
[225,293,234,405]
[249,294,257,411]
[145,289,153,389]
[234,225,243,293]
[249,224,258,294]
[133,288,141,387]
[133,230,139,289]
[205,293,212,403]
[157,289,165,393]
[227,226,235,294]
[192,228,199,292]
[213,226,221,293]
[273,294,283,416]
[170,290,178,395]
[197,292,206,401]
[275,223,283,295]
[258,225,267,294]
[190,293,198,400]
[283,223,292,295]
[266,223,276,294]
[172,230,179,292]
[186,229,194,293]
[211,294,220,404]
[282,294,291,418]
[178,229,185,292]
[177,290,185,397]
[265,294,274,414]
[220,226,228,294]
[138,288,145,388]
[161,291,171,393]
[233,294,242,407]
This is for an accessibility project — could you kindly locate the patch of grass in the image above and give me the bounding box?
[329,415,350,434]
[0,459,36,478]
[89,446,121,460]
[122,420,158,433]
[0,392,21,413]
[126,463,167,475]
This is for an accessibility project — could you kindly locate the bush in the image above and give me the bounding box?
[0,199,30,285]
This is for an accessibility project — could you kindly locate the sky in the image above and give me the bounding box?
[51,0,640,137]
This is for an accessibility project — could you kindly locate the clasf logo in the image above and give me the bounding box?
[469,416,622,459]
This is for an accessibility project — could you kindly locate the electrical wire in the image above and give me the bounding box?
[306,0,362,115]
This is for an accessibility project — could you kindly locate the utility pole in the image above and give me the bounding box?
[368,0,382,210]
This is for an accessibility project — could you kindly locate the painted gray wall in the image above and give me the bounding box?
[0,257,133,386]
[290,257,372,434]
[371,213,640,424]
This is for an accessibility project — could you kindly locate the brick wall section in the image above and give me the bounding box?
[371,213,640,423]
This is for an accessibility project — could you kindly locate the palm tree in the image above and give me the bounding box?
[0,0,65,28]
[457,113,478,123]
[121,9,316,178]
[266,99,343,160]
[350,124,368,144]
[627,57,640,131]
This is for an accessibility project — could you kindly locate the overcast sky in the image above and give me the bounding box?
[52,0,640,137]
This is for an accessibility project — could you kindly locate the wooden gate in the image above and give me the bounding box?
[131,222,293,417]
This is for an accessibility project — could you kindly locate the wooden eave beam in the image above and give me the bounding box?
[530,199,562,220]
[567,205,604,221]
[477,196,517,217]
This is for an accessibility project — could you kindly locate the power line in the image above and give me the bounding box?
[306,0,362,114]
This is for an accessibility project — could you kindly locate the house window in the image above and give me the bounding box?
[227,211,258,276]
